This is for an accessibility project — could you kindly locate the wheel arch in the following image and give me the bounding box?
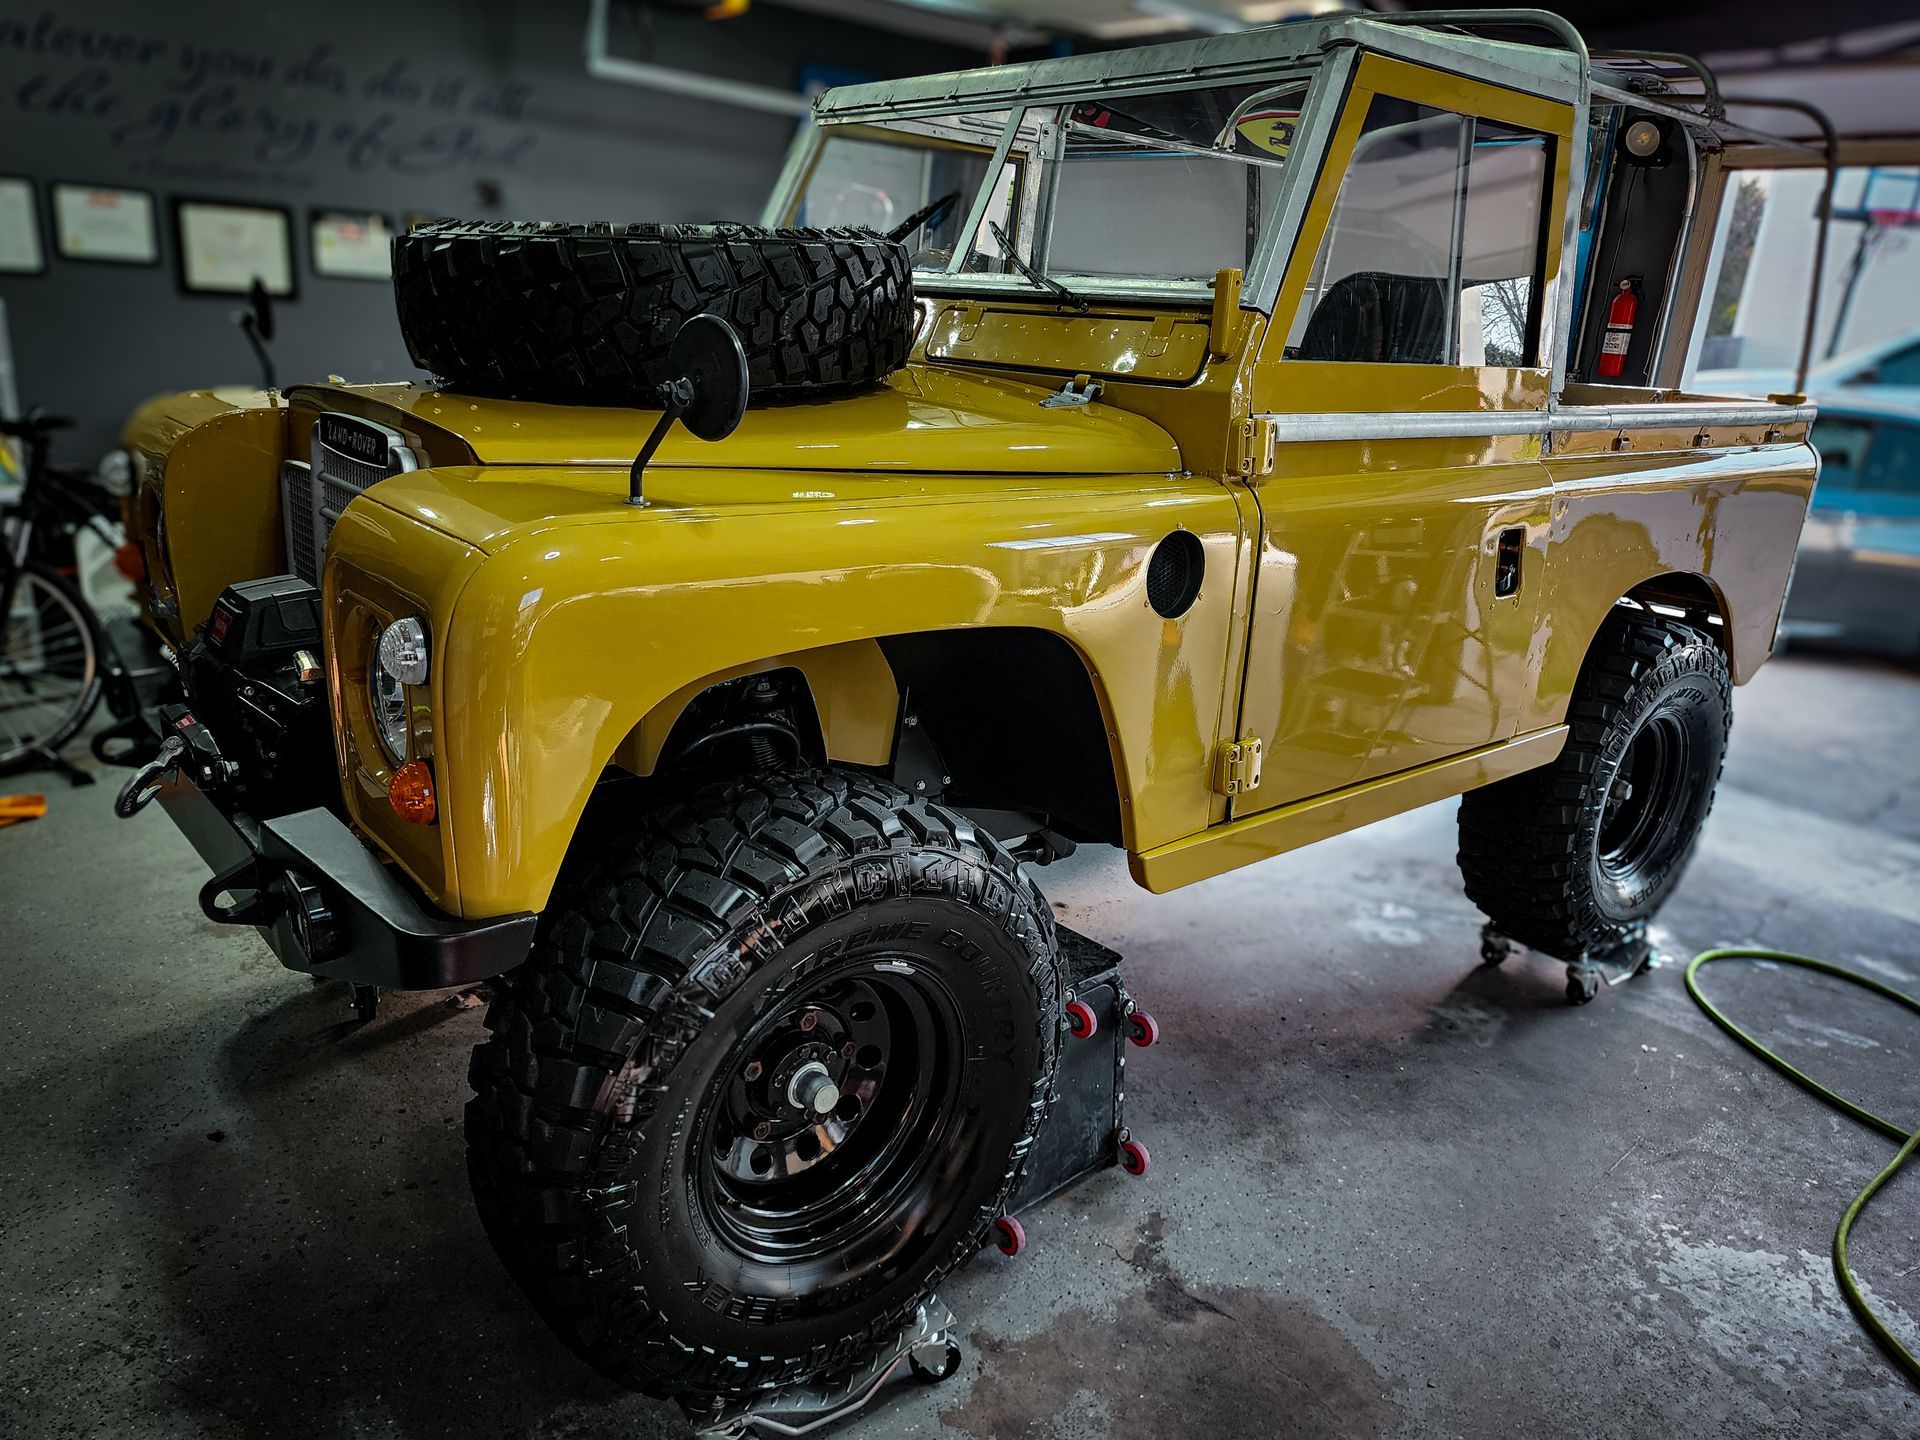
[604,626,1130,850]
[1555,570,1743,700]
[610,638,901,777]
[1622,571,1734,654]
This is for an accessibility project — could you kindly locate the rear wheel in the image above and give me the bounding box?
[0,562,103,766]
[1458,607,1731,961]
[465,769,1061,1399]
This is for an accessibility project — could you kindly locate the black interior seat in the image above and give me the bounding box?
[1296,271,1448,364]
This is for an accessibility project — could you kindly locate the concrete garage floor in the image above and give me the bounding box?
[3,649,1917,1440]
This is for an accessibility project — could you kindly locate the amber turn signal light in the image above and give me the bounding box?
[389,760,436,825]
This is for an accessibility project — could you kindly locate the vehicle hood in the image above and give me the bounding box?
[304,364,1182,477]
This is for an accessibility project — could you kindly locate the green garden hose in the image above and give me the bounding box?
[1685,947,1920,1385]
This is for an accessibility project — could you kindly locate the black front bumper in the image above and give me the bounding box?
[157,775,537,990]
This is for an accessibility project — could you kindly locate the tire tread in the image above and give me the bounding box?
[465,767,1059,1399]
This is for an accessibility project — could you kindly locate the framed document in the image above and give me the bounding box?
[0,178,44,273]
[311,208,394,280]
[175,200,295,297]
[51,184,158,265]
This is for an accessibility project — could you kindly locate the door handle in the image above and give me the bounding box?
[1494,527,1526,598]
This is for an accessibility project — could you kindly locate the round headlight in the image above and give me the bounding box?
[377,617,429,686]
[370,654,410,761]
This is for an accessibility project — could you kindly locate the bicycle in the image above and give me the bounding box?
[0,410,149,784]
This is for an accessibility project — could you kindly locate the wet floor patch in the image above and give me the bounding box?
[942,1277,1399,1439]
[942,1213,1398,1440]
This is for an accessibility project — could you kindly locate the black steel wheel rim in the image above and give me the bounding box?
[1597,707,1697,891]
[691,961,965,1269]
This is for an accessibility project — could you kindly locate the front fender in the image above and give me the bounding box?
[390,467,1244,918]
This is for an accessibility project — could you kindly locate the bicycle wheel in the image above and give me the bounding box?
[0,562,103,766]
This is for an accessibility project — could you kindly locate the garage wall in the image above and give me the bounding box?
[0,0,980,457]
[1730,168,1920,372]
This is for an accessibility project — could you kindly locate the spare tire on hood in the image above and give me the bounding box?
[391,220,916,405]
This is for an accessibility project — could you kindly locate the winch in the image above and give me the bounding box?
[118,575,335,821]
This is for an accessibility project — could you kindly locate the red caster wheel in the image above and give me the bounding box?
[993,1215,1026,1256]
[1064,999,1098,1039]
[1126,1011,1159,1047]
[1119,1138,1151,1177]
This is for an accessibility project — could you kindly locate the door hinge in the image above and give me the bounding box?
[1213,737,1263,796]
[1236,416,1277,479]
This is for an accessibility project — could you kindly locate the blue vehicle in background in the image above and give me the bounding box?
[1790,394,1920,658]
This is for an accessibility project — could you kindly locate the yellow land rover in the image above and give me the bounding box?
[113,11,1822,1418]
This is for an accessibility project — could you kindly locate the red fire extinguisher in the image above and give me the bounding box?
[1597,277,1640,379]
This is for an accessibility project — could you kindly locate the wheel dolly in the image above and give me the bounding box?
[679,927,1157,1438]
[1479,921,1665,1005]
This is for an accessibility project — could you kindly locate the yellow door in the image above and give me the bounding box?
[1232,54,1575,816]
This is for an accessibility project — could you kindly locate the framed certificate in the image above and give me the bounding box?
[175,199,295,297]
[51,184,158,265]
[311,208,394,280]
[0,178,44,273]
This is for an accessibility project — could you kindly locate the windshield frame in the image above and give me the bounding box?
[769,54,1348,312]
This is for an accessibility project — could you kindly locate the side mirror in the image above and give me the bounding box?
[628,315,749,507]
[234,278,277,391]
[247,278,275,342]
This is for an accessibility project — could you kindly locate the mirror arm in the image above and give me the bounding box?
[237,312,276,392]
[629,376,693,508]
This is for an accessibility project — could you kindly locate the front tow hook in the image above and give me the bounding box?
[114,734,185,818]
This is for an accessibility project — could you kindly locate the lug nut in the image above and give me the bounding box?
[752,1121,773,1141]
[841,1041,857,1061]
[743,1060,763,1082]
[799,1012,818,1032]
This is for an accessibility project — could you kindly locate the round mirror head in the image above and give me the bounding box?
[248,278,276,341]
[669,314,750,442]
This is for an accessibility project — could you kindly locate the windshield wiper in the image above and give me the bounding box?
[988,222,1091,314]
[888,190,960,245]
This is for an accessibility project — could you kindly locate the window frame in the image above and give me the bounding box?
[780,59,1343,308]
[1283,94,1556,367]
[1255,52,1576,398]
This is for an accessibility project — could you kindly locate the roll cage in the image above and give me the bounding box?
[764,7,1835,399]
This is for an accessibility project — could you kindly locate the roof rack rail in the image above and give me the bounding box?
[1719,96,1841,396]
[1365,8,1589,72]
[1591,49,1724,121]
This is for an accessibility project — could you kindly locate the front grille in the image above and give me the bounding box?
[281,414,417,585]
[281,461,317,585]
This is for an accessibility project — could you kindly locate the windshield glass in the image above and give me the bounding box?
[790,73,1316,296]
[793,110,1017,267]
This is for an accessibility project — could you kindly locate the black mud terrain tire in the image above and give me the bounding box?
[465,769,1061,1399]
[1458,607,1732,961]
[393,221,915,404]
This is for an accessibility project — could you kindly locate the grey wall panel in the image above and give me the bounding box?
[0,0,976,456]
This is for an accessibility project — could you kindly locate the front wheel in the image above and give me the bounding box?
[1458,607,1731,962]
[464,769,1061,1399]
[0,562,104,767]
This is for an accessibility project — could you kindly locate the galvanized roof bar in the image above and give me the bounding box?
[810,14,1584,126]
[1720,97,1841,397]
[1591,49,1725,121]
